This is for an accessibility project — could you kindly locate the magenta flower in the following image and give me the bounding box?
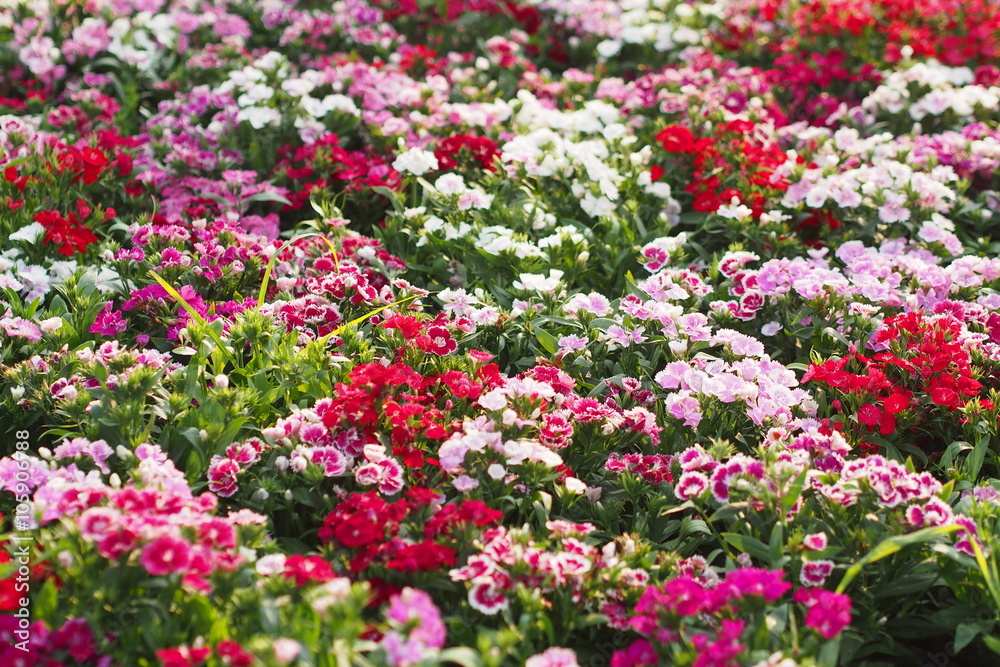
[794,588,852,639]
[722,568,791,603]
[140,535,192,576]
[89,302,128,337]
[610,639,657,667]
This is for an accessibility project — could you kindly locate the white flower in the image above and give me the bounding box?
[761,321,781,336]
[39,317,63,333]
[392,147,439,175]
[9,223,45,243]
[281,78,315,97]
[434,173,467,195]
[300,95,328,118]
[255,554,287,576]
[717,199,754,221]
[237,106,281,129]
[478,389,508,411]
[512,269,564,293]
[580,193,616,218]
[597,39,622,58]
[237,83,275,107]
[323,94,359,116]
[457,187,494,210]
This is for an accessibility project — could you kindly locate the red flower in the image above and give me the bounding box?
[416,326,457,355]
[33,210,98,255]
[332,513,383,548]
[385,541,457,572]
[857,403,881,428]
[883,391,911,415]
[215,640,253,667]
[393,444,425,468]
[656,125,696,153]
[929,385,959,409]
[157,646,211,667]
[283,554,335,586]
[79,146,110,185]
[382,313,423,340]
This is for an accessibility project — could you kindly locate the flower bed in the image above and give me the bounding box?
[2,0,1000,665]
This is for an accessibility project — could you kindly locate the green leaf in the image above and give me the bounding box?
[535,328,559,355]
[984,634,1000,655]
[722,533,771,562]
[244,191,293,206]
[438,647,482,667]
[817,636,842,667]
[780,470,808,516]
[33,578,58,617]
[836,525,961,593]
[955,620,993,653]
[964,432,991,480]
[768,523,785,566]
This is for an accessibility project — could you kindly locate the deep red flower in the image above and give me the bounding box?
[33,209,98,255]
[385,541,457,572]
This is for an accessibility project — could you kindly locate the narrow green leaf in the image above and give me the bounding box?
[836,525,960,593]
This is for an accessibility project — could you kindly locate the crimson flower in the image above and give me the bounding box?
[656,125,696,153]
[33,209,98,255]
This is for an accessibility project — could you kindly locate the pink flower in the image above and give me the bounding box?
[207,457,240,497]
[1,316,42,343]
[799,560,835,587]
[311,447,349,476]
[674,471,709,500]
[665,391,703,428]
[78,507,120,540]
[89,302,127,337]
[97,527,139,560]
[468,580,509,615]
[802,532,828,551]
[611,639,657,667]
[564,292,612,317]
[557,334,588,356]
[794,588,852,639]
[273,638,301,665]
[722,568,791,603]
[453,475,479,493]
[355,458,404,494]
[526,648,580,667]
[140,535,192,576]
